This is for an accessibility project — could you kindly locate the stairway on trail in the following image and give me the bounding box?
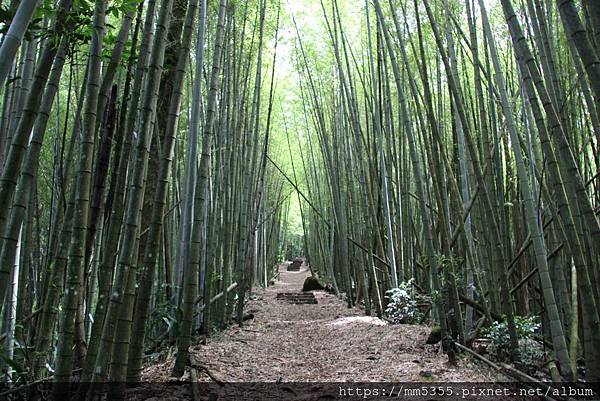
[275,291,317,304]
[277,258,318,304]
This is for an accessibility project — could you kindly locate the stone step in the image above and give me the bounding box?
[275,292,315,298]
[276,292,318,304]
[276,295,315,298]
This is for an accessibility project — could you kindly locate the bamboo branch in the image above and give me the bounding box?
[195,282,238,308]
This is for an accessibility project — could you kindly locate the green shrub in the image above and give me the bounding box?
[482,315,544,372]
[384,279,423,324]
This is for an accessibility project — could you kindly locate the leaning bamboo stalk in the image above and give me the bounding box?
[0,0,39,88]
[373,0,451,357]
[174,0,228,377]
[86,0,174,391]
[123,0,200,384]
[484,0,573,379]
[195,283,239,310]
[0,0,74,308]
[52,0,107,396]
[500,0,600,380]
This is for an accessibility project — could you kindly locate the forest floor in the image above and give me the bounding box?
[142,262,503,383]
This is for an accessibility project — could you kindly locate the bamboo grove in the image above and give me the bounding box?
[0,0,598,397]
[285,0,599,383]
[0,0,288,397]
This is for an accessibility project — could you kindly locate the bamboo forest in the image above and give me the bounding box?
[0,0,599,399]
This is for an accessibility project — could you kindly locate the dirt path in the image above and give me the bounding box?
[143,262,499,382]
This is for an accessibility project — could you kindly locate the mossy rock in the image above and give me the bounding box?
[302,276,325,291]
[426,326,442,344]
